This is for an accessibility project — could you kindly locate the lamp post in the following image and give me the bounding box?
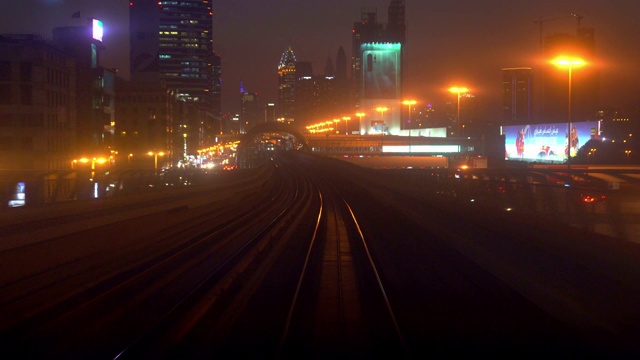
[376,107,388,154]
[552,57,585,165]
[448,87,468,136]
[75,157,107,180]
[402,100,417,136]
[342,116,351,135]
[356,112,365,134]
[375,107,388,134]
[333,118,340,134]
[148,151,165,170]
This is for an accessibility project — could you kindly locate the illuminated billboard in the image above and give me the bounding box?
[361,43,401,100]
[92,19,104,42]
[503,121,600,162]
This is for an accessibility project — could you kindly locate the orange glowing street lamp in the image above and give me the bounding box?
[448,87,468,136]
[402,100,417,133]
[356,112,366,133]
[375,107,388,134]
[552,57,586,163]
[342,116,351,135]
[148,150,165,170]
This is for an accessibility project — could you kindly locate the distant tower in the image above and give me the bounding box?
[294,61,314,124]
[335,46,350,115]
[502,68,533,125]
[240,90,260,133]
[335,46,347,80]
[278,46,297,122]
[324,54,335,77]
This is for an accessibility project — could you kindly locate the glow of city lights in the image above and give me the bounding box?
[551,57,586,68]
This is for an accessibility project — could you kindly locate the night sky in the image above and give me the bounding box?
[1,0,639,118]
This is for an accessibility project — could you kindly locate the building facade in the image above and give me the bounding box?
[129,0,218,159]
[0,34,78,204]
[53,21,115,157]
[352,1,406,135]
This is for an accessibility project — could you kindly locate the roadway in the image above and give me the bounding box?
[1,151,640,358]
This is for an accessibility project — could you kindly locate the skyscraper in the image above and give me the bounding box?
[129,0,218,151]
[277,46,297,122]
[352,1,406,135]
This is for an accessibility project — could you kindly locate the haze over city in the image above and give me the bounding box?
[1,0,639,118]
[5,1,640,358]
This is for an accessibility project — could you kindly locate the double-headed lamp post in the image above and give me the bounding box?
[552,57,586,164]
[342,116,351,135]
[148,150,165,170]
[448,87,468,137]
[402,100,417,135]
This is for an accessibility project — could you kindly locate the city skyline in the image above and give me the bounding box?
[1,0,639,119]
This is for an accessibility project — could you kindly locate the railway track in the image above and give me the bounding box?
[4,152,640,358]
[0,160,314,358]
[277,179,409,358]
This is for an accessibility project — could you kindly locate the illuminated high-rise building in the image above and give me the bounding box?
[277,46,297,122]
[129,0,217,153]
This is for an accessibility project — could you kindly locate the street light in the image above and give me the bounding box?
[342,116,351,135]
[148,150,165,170]
[356,112,366,134]
[333,118,340,134]
[552,57,586,164]
[449,87,468,136]
[376,107,388,154]
[75,157,107,180]
[402,100,417,135]
[375,107,388,134]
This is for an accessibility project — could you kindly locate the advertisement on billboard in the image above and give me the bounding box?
[503,121,600,162]
[92,18,104,42]
[361,43,401,99]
